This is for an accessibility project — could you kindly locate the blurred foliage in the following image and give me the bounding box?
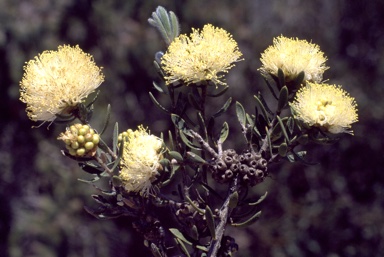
[1,0,383,256]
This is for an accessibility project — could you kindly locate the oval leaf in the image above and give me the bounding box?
[248,191,268,206]
[218,122,229,144]
[277,86,288,113]
[212,97,232,118]
[205,205,216,240]
[235,101,246,128]
[186,151,206,164]
[169,228,192,245]
[228,191,239,209]
[231,211,262,228]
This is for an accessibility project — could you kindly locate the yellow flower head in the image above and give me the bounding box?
[161,24,243,86]
[119,126,164,195]
[259,36,328,83]
[291,82,358,134]
[20,45,104,122]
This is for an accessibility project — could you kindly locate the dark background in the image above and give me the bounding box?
[1,0,383,256]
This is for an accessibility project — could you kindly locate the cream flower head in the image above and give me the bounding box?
[161,24,243,86]
[291,82,358,134]
[259,36,328,83]
[20,45,104,122]
[119,126,164,195]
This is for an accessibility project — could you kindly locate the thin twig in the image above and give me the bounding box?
[208,177,239,257]
[94,154,114,175]
[190,130,219,159]
[259,116,278,155]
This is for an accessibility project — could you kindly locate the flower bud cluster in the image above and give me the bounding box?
[58,124,100,157]
[210,149,268,186]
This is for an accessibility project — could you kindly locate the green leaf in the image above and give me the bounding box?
[206,85,229,97]
[149,92,170,114]
[190,225,199,241]
[179,131,201,150]
[277,68,285,89]
[99,104,111,136]
[297,134,309,145]
[277,86,288,113]
[235,101,246,128]
[148,6,180,45]
[196,245,208,252]
[277,115,290,142]
[248,191,268,206]
[292,71,305,90]
[161,163,178,186]
[168,130,175,150]
[175,238,191,257]
[254,95,270,127]
[112,122,119,154]
[185,196,205,214]
[205,205,216,240]
[171,114,192,136]
[78,176,100,184]
[212,97,232,118]
[197,112,208,140]
[287,150,317,165]
[265,126,273,157]
[79,162,103,175]
[218,122,229,144]
[186,151,206,164]
[264,78,278,100]
[169,151,183,162]
[112,175,123,187]
[287,117,295,134]
[231,211,262,228]
[150,243,163,257]
[54,113,76,123]
[246,113,254,127]
[228,191,239,209]
[169,11,180,41]
[152,81,164,94]
[110,139,124,173]
[278,142,288,157]
[169,228,192,245]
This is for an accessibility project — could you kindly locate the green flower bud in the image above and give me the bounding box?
[76,148,86,156]
[82,125,90,132]
[84,142,94,150]
[84,133,93,142]
[70,125,77,135]
[92,134,100,144]
[74,124,82,130]
[78,127,87,136]
[71,141,79,149]
[77,135,85,144]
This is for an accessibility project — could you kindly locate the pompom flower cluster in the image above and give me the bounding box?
[19,45,104,122]
[161,24,243,86]
[259,36,328,83]
[291,82,358,134]
[118,126,164,195]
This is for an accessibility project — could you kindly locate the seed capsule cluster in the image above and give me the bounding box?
[210,149,268,186]
[58,124,100,157]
